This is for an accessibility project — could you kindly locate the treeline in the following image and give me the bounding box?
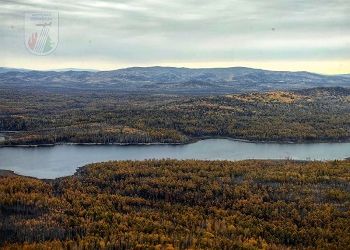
[1,159,350,249]
[0,87,349,145]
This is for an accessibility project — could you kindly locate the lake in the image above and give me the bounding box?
[0,139,349,179]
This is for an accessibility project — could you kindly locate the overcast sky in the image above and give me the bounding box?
[1,0,349,73]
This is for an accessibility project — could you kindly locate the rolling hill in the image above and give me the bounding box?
[0,66,349,94]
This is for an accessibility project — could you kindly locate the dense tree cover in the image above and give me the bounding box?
[0,87,349,145]
[1,159,350,249]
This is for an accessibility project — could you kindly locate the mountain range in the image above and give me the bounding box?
[0,66,349,94]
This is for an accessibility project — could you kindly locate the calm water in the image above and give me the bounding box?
[0,139,349,179]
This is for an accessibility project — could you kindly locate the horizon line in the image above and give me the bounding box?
[1,65,349,76]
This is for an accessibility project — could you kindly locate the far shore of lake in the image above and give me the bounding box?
[1,135,350,148]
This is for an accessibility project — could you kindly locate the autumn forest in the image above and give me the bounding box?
[1,159,350,249]
[1,86,350,249]
[1,87,349,145]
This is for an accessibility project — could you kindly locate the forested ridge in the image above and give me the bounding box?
[1,159,350,249]
[0,87,349,145]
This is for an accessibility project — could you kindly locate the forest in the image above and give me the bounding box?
[0,159,350,249]
[0,87,349,145]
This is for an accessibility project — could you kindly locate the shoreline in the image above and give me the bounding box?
[1,136,350,148]
[1,158,350,180]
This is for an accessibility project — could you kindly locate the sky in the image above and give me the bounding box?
[0,0,350,74]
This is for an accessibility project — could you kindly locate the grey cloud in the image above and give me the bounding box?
[0,0,349,67]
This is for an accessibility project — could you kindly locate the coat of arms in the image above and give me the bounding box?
[25,12,59,55]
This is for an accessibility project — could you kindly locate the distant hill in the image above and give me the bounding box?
[50,68,100,72]
[0,66,349,94]
[0,67,30,73]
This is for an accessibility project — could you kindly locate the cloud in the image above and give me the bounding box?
[0,0,349,73]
